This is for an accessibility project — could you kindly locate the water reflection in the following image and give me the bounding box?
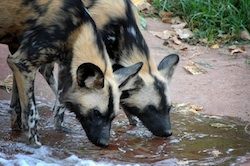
[0,98,249,165]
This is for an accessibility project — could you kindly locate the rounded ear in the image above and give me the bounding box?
[76,63,104,89]
[114,62,143,88]
[158,54,179,80]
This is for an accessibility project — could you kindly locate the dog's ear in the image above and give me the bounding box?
[76,63,104,89]
[114,62,144,90]
[158,54,179,81]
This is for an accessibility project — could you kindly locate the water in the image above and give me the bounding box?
[0,98,250,165]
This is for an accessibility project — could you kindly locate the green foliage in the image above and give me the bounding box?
[153,0,250,44]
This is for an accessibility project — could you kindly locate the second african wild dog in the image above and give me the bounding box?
[82,0,179,137]
[0,0,142,147]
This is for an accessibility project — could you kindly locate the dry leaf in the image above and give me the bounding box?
[159,11,173,23]
[162,17,172,24]
[183,61,206,75]
[170,36,182,45]
[0,75,13,93]
[240,30,250,41]
[135,1,155,16]
[231,48,245,54]
[240,46,246,51]
[136,2,151,11]
[199,38,208,44]
[210,44,219,49]
[149,30,174,40]
[171,22,187,29]
[159,11,173,18]
[211,150,222,157]
[149,31,163,38]
[175,28,193,39]
[162,30,175,39]
[228,45,246,54]
[173,103,201,115]
[191,104,203,111]
[180,47,188,51]
[228,45,237,50]
[171,16,182,24]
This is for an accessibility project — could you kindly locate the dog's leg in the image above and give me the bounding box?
[38,63,57,94]
[38,63,68,131]
[124,109,139,126]
[10,75,22,130]
[7,53,41,146]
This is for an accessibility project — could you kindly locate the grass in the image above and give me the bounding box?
[152,0,250,44]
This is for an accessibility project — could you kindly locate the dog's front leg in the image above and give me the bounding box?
[7,53,41,146]
[39,63,68,131]
[9,75,22,130]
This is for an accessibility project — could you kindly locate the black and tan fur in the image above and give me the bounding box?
[82,0,179,137]
[0,0,142,147]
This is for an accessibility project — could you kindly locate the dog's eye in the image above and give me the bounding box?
[93,109,102,118]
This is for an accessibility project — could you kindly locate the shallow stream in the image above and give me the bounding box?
[0,98,249,165]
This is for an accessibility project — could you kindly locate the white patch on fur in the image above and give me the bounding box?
[127,26,136,37]
[121,72,172,112]
[107,35,116,42]
[121,77,160,111]
[28,102,39,128]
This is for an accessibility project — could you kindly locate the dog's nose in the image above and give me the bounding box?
[97,138,109,147]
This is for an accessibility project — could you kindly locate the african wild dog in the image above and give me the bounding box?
[82,0,179,137]
[0,0,142,147]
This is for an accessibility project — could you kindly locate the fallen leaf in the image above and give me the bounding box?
[173,103,201,115]
[228,45,237,50]
[175,28,194,39]
[210,44,219,49]
[199,38,208,44]
[162,17,172,24]
[163,30,175,39]
[191,104,203,111]
[183,61,206,75]
[211,150,222,157]
[159,11,173,18]
[149,31,163,38]
[231,48,245,54]
[171,16,182,24]
[228,45,246,54]
[0,75,13,93]
[241,46,246,51]
[240,30,250,41]
[135,1,155,16]
[170,36,182,45]
[171,22,187,29]
[159,11,173,23]
[149,30,175,40]
[180,47,188,51]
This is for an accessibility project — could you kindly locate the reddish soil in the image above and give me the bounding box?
[143,18,250,123]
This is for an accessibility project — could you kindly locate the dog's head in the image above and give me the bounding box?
[119,54,179,137]
[64,62,142,147]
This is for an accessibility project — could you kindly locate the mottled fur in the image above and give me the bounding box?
[83,0,179,137]
[0,0,141,147]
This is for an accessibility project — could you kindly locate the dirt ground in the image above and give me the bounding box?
[0,17,250,122]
